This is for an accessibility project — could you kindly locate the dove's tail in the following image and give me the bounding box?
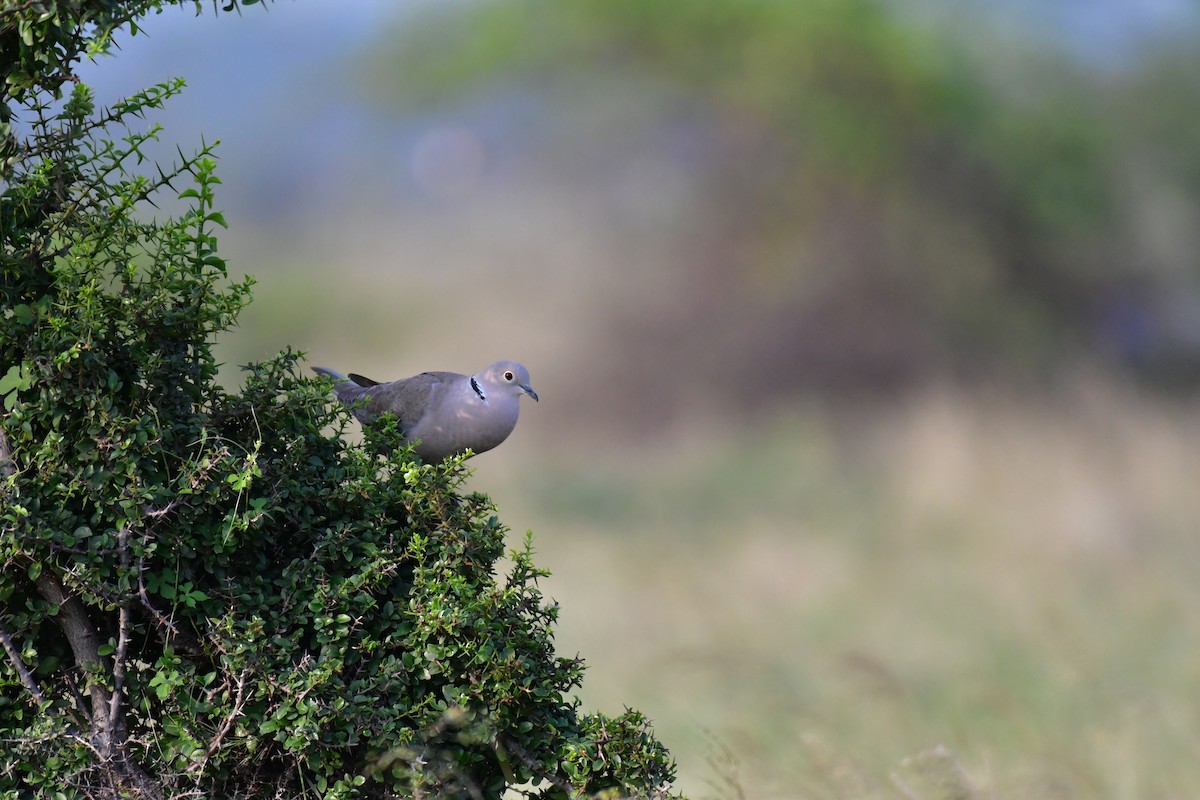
[311,366,350,383]
[312,366,371,408]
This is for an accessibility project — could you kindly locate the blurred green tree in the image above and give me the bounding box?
[365,0,1200,411]
[1,2,681,797]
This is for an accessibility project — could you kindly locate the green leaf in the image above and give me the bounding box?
[0,364,29,394]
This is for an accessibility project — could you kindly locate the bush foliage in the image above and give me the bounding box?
[0,3,681,798]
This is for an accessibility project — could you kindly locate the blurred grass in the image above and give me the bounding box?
[481,380,1200,799]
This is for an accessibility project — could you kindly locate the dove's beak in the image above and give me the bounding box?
[521,384,539,402]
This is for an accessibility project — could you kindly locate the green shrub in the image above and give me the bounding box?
[0,3,682,798]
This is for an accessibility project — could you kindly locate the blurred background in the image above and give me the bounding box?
[78,1,1200,796]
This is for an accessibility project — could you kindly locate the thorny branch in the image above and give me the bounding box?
[500,735,583,800]
[186,668,250,774]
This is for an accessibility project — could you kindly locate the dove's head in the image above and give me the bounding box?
[481,361,538,402]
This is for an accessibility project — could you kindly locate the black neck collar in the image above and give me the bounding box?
[470,376,487,401]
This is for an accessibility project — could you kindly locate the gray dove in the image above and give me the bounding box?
[312,361,538,461]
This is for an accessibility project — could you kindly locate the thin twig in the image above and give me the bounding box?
[137,569,179,636]
[143,498,181,520]
[135,502,207,657]
[186,668,249,773]
[0,621,44,705]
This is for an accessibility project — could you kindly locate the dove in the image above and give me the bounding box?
[312,361,538,461]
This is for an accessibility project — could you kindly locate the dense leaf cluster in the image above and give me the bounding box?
[0,4,681,798]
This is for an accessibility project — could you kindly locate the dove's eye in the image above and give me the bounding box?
[504,371,514,381]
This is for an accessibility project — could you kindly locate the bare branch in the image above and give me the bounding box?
[108,527,133,738]
[0,425,12,480]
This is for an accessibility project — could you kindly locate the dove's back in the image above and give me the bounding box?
[311,364,531,461]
